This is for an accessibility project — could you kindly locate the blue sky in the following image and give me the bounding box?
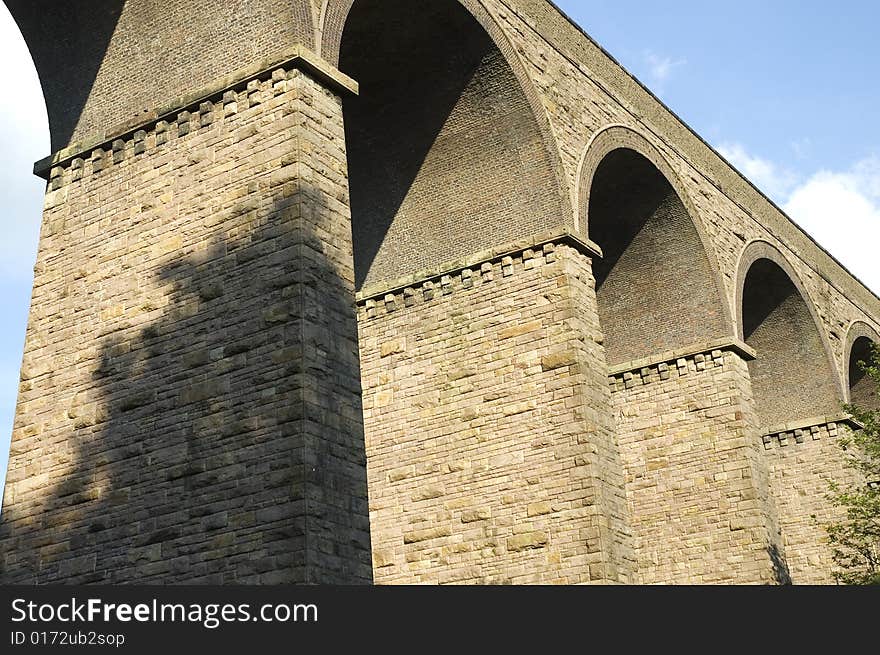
[1,1,879,509]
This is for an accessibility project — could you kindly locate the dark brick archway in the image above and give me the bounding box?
[846,322,880,410]
[585,146,728,365]
[738,245,843,426]
[339,0,568,291]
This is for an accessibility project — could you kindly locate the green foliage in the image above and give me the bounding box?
[826,343,880,585]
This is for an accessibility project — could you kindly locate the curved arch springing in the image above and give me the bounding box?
[338,0,568,290]
[737,242,844,426]
[580,131,730,365]
[845,321,880,409]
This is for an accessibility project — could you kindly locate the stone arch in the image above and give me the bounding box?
[333,0,570,290]
[301,1,321,48]
[844,321,880,409]
[736,240,845,426]
[577,125,732,365]
[315,1,331,56]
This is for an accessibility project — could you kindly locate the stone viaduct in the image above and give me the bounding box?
[1,0,878,585]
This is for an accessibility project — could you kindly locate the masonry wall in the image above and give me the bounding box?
[5,0,880,586]
[611,349,787,584]
[7,0,319,150]
[479,0,880,355]
[474,0,880,584]
[764,422,858,584]
[0,68,372,584]
[358,242,634,584]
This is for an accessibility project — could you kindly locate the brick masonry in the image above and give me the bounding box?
[341,0,564,290]
[588,148,729,365]
[3,0,880,584]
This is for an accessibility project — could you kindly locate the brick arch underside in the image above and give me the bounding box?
[849,335,879,410]
[339,0,566,290]
[587,148,728,366]
[8,0,318,151]
[742,259,842,426]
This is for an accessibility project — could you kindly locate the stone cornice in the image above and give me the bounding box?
[608,339,756,393]
[34,44,357,180]
[608,338,756,378]
[355,229,603,310]
[761,414,861,449]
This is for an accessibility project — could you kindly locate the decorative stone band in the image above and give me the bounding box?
[34,44,358,184]
[761,414,862,450]
[355,230,603,321]
[608,338,757,393]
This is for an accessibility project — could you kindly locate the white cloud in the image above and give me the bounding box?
[643,50,687,91]
[720,142,880,295]
[717,142,799,202]
[783,158,880,294]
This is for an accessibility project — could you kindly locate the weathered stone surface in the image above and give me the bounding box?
[763,418,861,584]
[507,532,549,552]
[541,351,578,372]
[0,68,371,585]
[612,349,786,584]
[3,0,879,586]
[359,245,633,585]
[403,527,452,544]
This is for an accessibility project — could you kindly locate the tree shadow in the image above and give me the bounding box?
[0,180,371,584]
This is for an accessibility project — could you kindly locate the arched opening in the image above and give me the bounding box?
[587,147,727,365]
[740,257,841,426]
[339,0,565,290]
[849,335,879,410]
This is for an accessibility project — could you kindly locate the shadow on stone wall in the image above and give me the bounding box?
[742,257,843,426]
[342,0,564,291]
[588,149,728,365]
[342,0,491,289]
[0,180,371,583]
[741,259,797,341]
[768,544,792,585]
[849,336,880,410]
